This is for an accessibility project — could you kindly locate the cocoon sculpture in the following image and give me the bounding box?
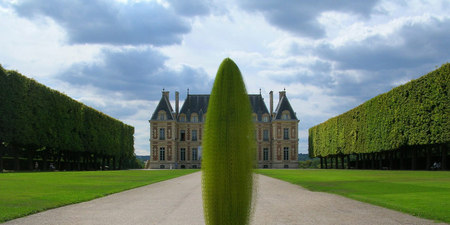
[202,58,256,225]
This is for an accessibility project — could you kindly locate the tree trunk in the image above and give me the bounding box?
[442,144,447,171]
[426,147,431,170]
[370,153,375,169]
[346,155,350,169]
[411,148,417,170]
[389,151,394,170]
[28,148,35,171]
[400,149,405,170]
[330,156,333,169]
[378,152,383,169]
[341,155,345,169]
[324,157,328,169]
[362,154,366,169]
[356,154,360,169]
[93,154,98,170]
[14,146,20,171]
[320,157,323,169]
[0,144,4,173]
[335,156,338,169]
[42,149,48,171]
[102,155,106,171]
[113,156,116,170]
[77,152,81,171]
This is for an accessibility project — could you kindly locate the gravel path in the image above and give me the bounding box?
[3,171,447,225]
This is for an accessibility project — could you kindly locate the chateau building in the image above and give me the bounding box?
[147,90,299,169]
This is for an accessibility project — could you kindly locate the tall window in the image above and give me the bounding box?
[179,114,186,122]
[252,114,257,122]
[180,148,186,161]
[263,148,269,161]
[263,130,269,141]
[159,128,165,140]
[160,147,165,161]
[191,114,198,122]
[283,147,289,161]
[262,115,269,122]
[180,130,185,141]
[192,148,198,161]
[283,128,289,140]
[192,130,197,141]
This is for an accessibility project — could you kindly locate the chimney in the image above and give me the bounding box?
[162,89,169,99]
[175,91,179,116]
[279,90,286,101]
[269,91,273,116]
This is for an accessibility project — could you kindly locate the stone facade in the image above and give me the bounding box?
[148,90,299,169]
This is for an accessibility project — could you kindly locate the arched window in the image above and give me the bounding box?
[281,110,290,120]
[179,114,186,122]
[191,113,198,122]
[262,114,269,122]
[158,110,166,120]
[252,113,258,122]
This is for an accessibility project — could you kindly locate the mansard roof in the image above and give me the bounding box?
[249,94,270,121]
[179,94,210,122]
[274,94,298,120]
[178,94,270,122]
[150,94,175,121]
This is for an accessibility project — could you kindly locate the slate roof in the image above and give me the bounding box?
[151,92,297,122]
[179,95,210,122]
[249,94,270,121]
[150,94,175,120]
[273,94,298,120]
[178,94,270,122]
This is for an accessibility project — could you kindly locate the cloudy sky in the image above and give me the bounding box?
[1,0,449,155]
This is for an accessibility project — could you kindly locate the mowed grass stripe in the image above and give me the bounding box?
[256,169,450,223]
[0,169,198,222]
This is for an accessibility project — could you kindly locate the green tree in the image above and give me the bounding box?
[202,58,256,225]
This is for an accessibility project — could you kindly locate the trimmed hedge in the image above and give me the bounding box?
[309,63,449,157]
[0,65,134,168]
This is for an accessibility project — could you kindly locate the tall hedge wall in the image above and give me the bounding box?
[309,63,449,158]
[0,65,134,163]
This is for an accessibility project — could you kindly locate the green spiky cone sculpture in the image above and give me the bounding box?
[202,58,256,225]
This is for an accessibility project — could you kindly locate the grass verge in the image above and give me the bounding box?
[256,169,450,223]
[0,169,198,222]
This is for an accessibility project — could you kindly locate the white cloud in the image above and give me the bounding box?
[1,0,449,156]
[0,6,101,79]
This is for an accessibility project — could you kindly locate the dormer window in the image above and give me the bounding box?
[252,113,257,122]
[191,113,198,122]
[262,114,269,122]
[281,110,290,120]
[179,114,186,122]
[158,111,166,120]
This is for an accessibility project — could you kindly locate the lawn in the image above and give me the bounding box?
[0,169,198,222]
[256,169,450,223]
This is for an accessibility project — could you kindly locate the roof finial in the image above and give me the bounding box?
[162,88,165,92]
[187,88,190,96]
[284,88,286,91]
[259,88,261,95]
